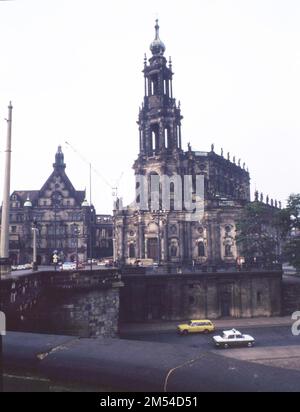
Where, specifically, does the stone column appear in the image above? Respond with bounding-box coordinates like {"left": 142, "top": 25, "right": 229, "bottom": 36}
{"left": 206, "top": 221, "right": 213, "bottom": 262}
{"left": 186, "top": 221, "right": 192, "bottom": 263}
{"left": 163, "top": 217, "right": 169, "bottom": 263}
{"left": 138, "top": 219, "right": 145, "bottom": 259}
{"left": 178, "top": 221, "right": 184, "bottom": 262}
{"left": 159, "top": 121, "right": 164, "bottom": 150}
{"left": 0, "top": 102, "right": 13, "bottom": 276}
{"left": 178, "top": 124, "right": 182, "bottom": 149}
{"left": 210, "top": 219, "right": 221, "bottom": 264}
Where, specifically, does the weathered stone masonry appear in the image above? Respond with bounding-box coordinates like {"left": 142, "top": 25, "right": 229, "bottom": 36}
{"left": 120, "top": 270, "right": 282, "bottom": 322}
{"left": 0, "top": 269, "right": 122, "bottom": 338}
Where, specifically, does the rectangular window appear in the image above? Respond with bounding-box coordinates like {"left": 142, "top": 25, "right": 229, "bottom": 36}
{"left": 257, "top": 292, "right": 262, "bottom": 305}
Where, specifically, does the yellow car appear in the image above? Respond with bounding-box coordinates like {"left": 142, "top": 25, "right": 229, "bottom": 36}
{"left": 177, "top": 320, "right": 215, "bottom": 335}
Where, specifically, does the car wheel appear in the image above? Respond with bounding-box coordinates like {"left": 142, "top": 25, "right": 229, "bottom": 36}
{"left": 183, "top": 330, "right": 188, "bottom": 336}
{"left": 247, "top": 342, "right": 253, "bottom": 347}
{"left": 224, "top": 343, "right": 229, "bottom": 349}
{"left": 203, "top": 329, "right": 209, "bottom": 334}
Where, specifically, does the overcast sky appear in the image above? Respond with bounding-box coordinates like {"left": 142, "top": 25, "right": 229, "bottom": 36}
{"left": 0, "top": 0, "right": 299, "bottom": 214}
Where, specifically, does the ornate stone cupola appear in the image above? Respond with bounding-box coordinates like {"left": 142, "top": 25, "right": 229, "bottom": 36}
{"left": 137, "top": 20, "right": 183, "bottom": 159}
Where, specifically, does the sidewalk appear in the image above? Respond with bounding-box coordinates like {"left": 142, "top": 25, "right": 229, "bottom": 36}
{"left": 120, "top": 316, "right": 292, "bottom": 335}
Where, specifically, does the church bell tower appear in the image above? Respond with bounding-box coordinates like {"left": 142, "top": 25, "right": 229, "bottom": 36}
{"left": 137, "top": 20, "right": 183, "bottom": 161}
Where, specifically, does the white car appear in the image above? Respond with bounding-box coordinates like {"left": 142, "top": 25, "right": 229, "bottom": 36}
{"left": 60, "top": 262, "right": 76, "bottom": 271}
{"left": 97, "top": 261, "right": 106, "bottom": 267}
{"left": 213, "top": 328, "right": 255, "bottom": 349}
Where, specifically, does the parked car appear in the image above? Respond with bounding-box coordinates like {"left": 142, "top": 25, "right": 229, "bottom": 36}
{"left": 132, "top": 258, "right": 154, "bottom": 267}
{"left": 212, "top": 328, "right": 255, "bottom": 348}
{"left": 104, "top": 259, "right": 114, "bottom": 267}
{"left": 87, "top": 258, "right": 98, "bottom": 264}
{"left": 97, "top": 261, "right": 106, "bottom": 267}
{"left": 59, "top": 262, "right": 76, "bottom": 271}
{"left": 177, "top": 320, "right": 215, "bottom": 335}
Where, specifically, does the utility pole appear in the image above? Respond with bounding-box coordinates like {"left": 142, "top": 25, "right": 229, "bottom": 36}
{"left": 0, "top": 102, "right": 13, "bottom": 276}
{"left": 32, "top": 222, "right": 38, "bottom": 271}
{"left": 0, "top": 102, "right": 13, "bottom": 393}
{"left": 64, "top": 141, "right": 124, "bottom": 271}
{"left": 89, "top": 162, "right": 93, "bottom": 272}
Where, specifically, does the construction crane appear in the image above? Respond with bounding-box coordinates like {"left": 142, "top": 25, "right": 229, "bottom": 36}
{"left": 112, "top": 172, "right": 124, "bottom": 202}
{"left": 64, "top": 141, "right": 123, "bottom": 204}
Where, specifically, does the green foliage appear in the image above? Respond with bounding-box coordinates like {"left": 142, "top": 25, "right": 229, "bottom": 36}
{"left": 279, "top": 194, "right": 300, "bottom": 270}
{"left": 236, "top": 202, "right": 279, "bottom": 263}
{"left": 284, "top": 237, "right": 300, "bottom": 270}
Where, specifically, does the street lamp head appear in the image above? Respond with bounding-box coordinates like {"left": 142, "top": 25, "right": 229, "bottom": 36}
{"left": 24, "top": 196, "right": 32, "bottom": 207}
{"left": 81, "top": 198, "right": 89, "bottom": 207}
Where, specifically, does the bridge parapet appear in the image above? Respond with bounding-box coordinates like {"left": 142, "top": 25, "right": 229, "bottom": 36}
{"left": 44, "top": 269, "right": 123, "bottom": 291}
{"left": 0, "top": 268, "right": 123, "bottom": 338}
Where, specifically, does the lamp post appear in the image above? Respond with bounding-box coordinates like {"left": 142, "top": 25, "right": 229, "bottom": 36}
{"left": 89, "top": 163, "right": 93, "bottom": 272}
{"left": 72, "top": 224, "right": 80, "bottom": 270}
{"left": 32, "top": 222, "right": 38, "bottom": 271}
{"left": 0, "top": 102, "right": 13, "bottom": 276}
{"left": 0, "top": 102, "right": 13, "bottom": 393}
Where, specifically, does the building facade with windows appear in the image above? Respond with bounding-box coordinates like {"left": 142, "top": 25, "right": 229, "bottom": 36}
{"left": 114, "top": 21, "right": 251, "bottom": 267}
{"left": 0, "top": 146, "right": 113, "bottom": 265}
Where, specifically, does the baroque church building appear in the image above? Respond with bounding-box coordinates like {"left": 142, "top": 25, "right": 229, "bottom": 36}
{"left": 0, "top": 146, "right": 113, "bottom": 265}
{"left": 114, "top": 21, "right": 251, "bottom": 266}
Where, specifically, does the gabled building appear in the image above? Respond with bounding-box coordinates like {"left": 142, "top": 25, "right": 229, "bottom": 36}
{"left": 0, "top": 146, "right": 113, "bottom": 265}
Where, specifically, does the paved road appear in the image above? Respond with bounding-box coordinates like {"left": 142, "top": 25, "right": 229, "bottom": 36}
{"left": 3, "top": 264, "right": 106, "bottom": 279}
{"left": 121, "top": 325, "right": 298, "bottom": 350}
{"left": 3, "top": 326, "right": 300, "bottom": 392}
{"left": 121, "top": 324, "right": 300, "bottom": 390}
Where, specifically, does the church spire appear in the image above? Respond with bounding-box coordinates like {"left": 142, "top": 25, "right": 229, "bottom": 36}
{"left": 53, "top": 145, "right": 66, "bottom": 170}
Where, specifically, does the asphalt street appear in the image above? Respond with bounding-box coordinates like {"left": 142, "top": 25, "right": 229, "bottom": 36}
{"left": 120, "top": 324, "right": 300, "bottom": 391}
{"left": 121, "top": 325, "right": 299, "bottom": 350}
{"left": 3, "top": 325, "right": 300, "bottom": 392}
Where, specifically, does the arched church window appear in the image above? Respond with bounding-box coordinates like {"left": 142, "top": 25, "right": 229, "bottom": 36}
{"left": 129, "top": 243, "right": 136, "bottom": 258}
{"left": 170, "top": 182, "right": 175, "bottom": 211}
{"left": 225, "top": 244, "right": 232, "bottom": 257}
{"left": 198, "top": 241, "right": 205, "bottom": 257}
{"left": 164, "top": 128, "right": 168, "bottom": 149}
{"left": 170, "top": 225, "right": 177, "bottom": 235}
{"left": 170, "top": 244, "right": 177, "bottom": 257}
{"left": 149, "top": 172, "right": 160, "bottom": 210}
{"left": 150, "top": 124, "right": 159, "bottom": 154}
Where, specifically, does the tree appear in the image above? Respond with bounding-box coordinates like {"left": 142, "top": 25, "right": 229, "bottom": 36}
{"left": 236, "top": 202, "right": 280, "bottom": 265}
{"left": 279, "top": 194, "right": 300, "bottom": 272}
